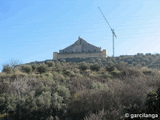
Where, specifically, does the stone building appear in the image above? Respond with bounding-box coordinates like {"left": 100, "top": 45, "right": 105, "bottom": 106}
{"left": 53, "top": 37, "right": 108, "bottom": 60}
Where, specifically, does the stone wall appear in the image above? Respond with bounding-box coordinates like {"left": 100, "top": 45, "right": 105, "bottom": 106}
{"left": 53, "top": 37, "right": 108, "bottom": 60}
{"left": 53, "top": 50, "right": 107, "bottom": 60}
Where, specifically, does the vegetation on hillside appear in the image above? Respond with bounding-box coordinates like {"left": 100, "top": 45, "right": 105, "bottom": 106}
{"left": 0, "top": 53, "right": 160, "bottom": 120}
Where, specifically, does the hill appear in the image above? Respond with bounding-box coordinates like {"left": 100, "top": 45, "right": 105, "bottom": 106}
{"left": 64, "top": 53, "right": 160, "bottom": 69}
{"left": 0, "top": 53, "right": 160, "bottom": 120}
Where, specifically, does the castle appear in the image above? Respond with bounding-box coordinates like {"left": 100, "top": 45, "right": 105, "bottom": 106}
{"left": 53, "top": 37, "right": 108, "bottom": 60}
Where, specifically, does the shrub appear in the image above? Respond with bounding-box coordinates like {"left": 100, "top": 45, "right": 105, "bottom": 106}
{"left": 91, "top": 82, "right": 109, "bottom": 91}
{"left": 101, "top": 71, "right": 112, "bottom": 78}
{"left": 42, "top": 73, "right": 51, "bottom": 77}
{"left": 38, "top": 64, "right": 48, "bottom": 74}
{"left": 22, "top": 65, "right": 32, "bottom": 74}
{"left": 57, "top": 85, "right": 71, "bottom": 100}
{"left": 110, "top": 69, "right": 121, "bottom": 78}
{"left": 122, "top": 67, "right": 143, "bottom": 77}
{"left": 2, "top": 64, "right": 12, "bottom": 74}
{"left": 145, "top": 88, "right": 160, "bottom": 113}
{"left": 55, "top": 62, "right": 62, "bottom": 72}
{"left": 79, "top": 62, "right": 88, "bottom": 71}
{"left": 90, "top": 63, "right": 100, "bottom": 71}
{"left": 46, "top": 61, "right": 54, "bottom": 67}
{"left": 142, "top": 67, "right": 152, "bottom": 75}
{"left": 63, "top": 69, "right": 75, "bottom": 77}
{"left": 12, "top": 67, "right": 21, "bottom": 73}
{"left": 31, "top": 64, "right": 38, "bottom": 71}
{"left": 83, "top": 109, "right": 106, "bottom": 120}
{"left": 105, "top": 65, "right": 115, "bottom": 72}
{"left": 67, "top": 90, "right": 118, "bottom": 120}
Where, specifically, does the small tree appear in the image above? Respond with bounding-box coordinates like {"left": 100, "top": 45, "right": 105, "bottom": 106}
{"left": 2, "top": 59, "right": 21, "bottom": 74}
{"left": 2, "top": 64, "right": 12, "bottom": 74}
{"left": 9, "top": 59, "right": 21, "bottom": 68}
{"left": 145, "top": 88, "right": 160, "bottom": 113}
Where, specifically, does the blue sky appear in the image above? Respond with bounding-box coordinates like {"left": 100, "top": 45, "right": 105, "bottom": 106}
{"left": 0, "top": 0, "right": 160, "bottom": 70}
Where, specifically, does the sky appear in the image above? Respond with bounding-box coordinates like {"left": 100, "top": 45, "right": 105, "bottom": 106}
{"left": 0, "top": 0, "right": 160, "bottom": 70}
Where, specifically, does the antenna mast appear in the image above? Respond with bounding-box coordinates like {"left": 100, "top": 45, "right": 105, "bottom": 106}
{"left": 98, "top": 7, "right": 117, "bottom": 57}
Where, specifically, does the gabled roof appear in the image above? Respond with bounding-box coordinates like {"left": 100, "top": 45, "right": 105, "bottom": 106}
{"left": 59, "top": 37, "right": 101, "bottom": 53}
{"left": 74, "top": 37, "right": 88, "bottom": 45}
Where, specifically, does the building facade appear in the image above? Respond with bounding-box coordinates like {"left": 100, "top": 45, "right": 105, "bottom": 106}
{"left": 53, "top": 37, "right": 107, "bottom": 60}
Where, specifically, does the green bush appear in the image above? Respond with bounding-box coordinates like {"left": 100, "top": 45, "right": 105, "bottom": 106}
{"left": 101, "top": 71, "right": 112, "bottom": 78}
{"left": 90, "top": 63, "right": 100, "bottom": 71}
{"left": 22, "top": 65, "right": 32, "bottom": 74}
{"left": 57, "top": 85, "right": 71, "bottom": 100}
{"left": 110, "top": 69, "right": 121, "bottom": 78}
{"left": 79, "top": 62, "right": 88, "bottom": 71}
{"left": 46, "top": 61, "right": 54, "bottom": 67}
{"left": 145, "top": 88, "right": 160, "bottom": 113}
{"left": 105, "top": 65, "right": 115, "bottom": 72}
{"left": 37, "top": 64, "right": 48, "bottom": 74}
{"left": 31, "top": 64, "right": 38, "bottom": 71}
{"left": 2, "top": 64, "right": 12, "bottom": 74}
{"left": 91, "top": 82, "right": 109, "bottom": 91}
{"left": 55, "top": 62, "right": 62, "bottom": 72}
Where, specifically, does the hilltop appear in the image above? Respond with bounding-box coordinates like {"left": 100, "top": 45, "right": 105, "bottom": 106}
{"left": 0, "top": 53, "right": 160, "bottom": 120}
{"left": 19, "top": 52, "right": 160, "bottom": 69}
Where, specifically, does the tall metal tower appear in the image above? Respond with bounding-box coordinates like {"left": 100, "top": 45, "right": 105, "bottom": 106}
{"left": 98, "top": 7, "right": 117, "bottom": 57}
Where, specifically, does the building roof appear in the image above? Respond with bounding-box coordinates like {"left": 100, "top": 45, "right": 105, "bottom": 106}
{"left": 59, "top": 37, "right": 101, "bottom": 53}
